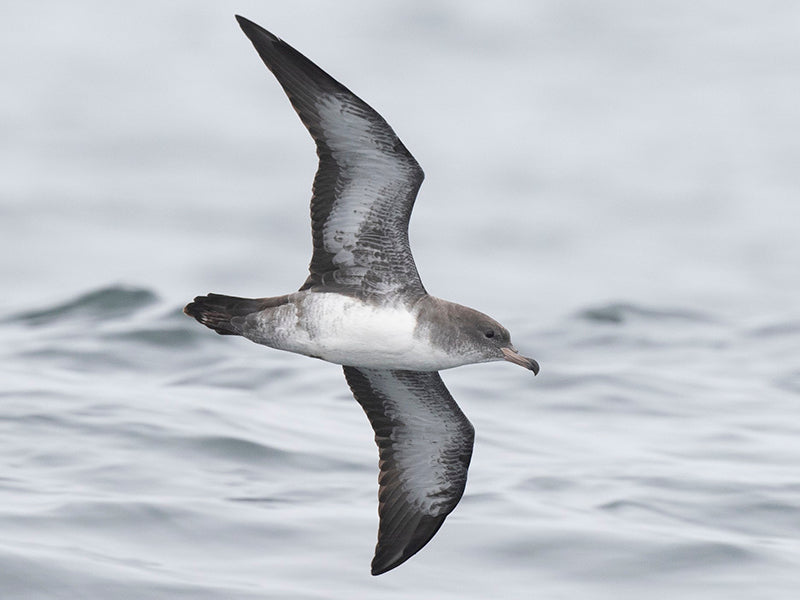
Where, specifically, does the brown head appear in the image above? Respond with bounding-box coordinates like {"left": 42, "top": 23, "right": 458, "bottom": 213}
{"left": 415, "top": 296, "right": 539, "bottom": 374}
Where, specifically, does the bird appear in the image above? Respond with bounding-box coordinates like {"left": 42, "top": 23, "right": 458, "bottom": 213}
{"left": 185, "top": 15, "right": 539, "bottom": 576}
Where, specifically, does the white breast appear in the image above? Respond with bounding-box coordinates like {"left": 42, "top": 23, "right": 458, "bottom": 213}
{"left": 246, "top": 293, "right": 460, "bottom": 370}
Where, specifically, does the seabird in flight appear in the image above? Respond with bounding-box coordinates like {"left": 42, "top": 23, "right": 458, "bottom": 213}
{"left": 185, "top": 15, "right": 538, "bottom": 575}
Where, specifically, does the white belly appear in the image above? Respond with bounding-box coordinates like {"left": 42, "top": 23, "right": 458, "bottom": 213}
{"left": 245, "top": 293, "right": 458, "bottom": 370}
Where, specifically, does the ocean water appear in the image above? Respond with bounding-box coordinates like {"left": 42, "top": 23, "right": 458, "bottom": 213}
{"left": 2, "top": 1, "right": 800, "bottom": 598}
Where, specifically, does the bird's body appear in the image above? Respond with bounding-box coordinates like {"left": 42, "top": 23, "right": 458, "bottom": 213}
{"left": 185, "top": 15, "right": 538, "bottom": 575}
{"left": 250, "top": 293, "right": 432, "bottom": 369}
{"left": 191, "top": 291, "right": 489, "bottom": 371}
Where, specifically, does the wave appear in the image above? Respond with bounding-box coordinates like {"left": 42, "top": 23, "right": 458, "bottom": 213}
{"left": 577, "top": 302, "right": 715, "bottom": 325}
{"left": 6, "top": 285, "right": 159, "bottom": 326}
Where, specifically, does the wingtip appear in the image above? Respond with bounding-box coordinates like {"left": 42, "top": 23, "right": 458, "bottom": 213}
{"left": 234, "top": 14, "right": 250, "bottom": 27}
{"left": 234, "top": 14, "right": 280, "bottom": 44}
{"left": 370, "top": 541, "right": 409, "bottom": 575}
{"left": 368, "top": 513, "right": 450, "bottom": 575}
{"left": 369, "top": 550, "right": 415, "bottom": 576}
{"left": 370, "top": 556, "right": 395, "bottom": 576}
{"left": 234, "top": 14, "right": 258, "bottom": 35}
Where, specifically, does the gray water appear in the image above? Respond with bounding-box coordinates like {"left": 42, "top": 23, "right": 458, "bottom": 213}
{"left": 2, "top": 1, "right": 800, "bottom": 598}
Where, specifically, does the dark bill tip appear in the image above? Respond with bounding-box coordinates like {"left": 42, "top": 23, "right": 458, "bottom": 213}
{"left": 501, "top": 347, "right": 540, "bottom": 375}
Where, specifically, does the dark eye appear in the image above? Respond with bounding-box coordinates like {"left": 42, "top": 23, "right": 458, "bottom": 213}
{"left": 484, "top": 330, "right": 495, "bottom": 339}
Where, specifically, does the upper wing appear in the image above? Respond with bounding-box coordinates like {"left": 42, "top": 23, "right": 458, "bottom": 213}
{"left": 236, "top": 16, "right": 427, "bottom": 301}
{"left": 343, "top": 367, "right": 475, "bottom": 575}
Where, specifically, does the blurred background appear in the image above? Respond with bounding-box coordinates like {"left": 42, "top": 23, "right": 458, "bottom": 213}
{"left": 1, "top": 1, "right": 799, "bottom": 598}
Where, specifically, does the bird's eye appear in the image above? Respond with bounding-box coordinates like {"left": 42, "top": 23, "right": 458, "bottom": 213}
{"left": 484, "top": 330, "right": 495, "bottom": 339}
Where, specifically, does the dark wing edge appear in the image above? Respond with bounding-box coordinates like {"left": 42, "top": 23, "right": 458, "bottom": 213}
{"left": 235, "top": 16, "right": 426, "bottom": 300}
{"left": 343, "top": 367, "right": 475, "bottom": 575}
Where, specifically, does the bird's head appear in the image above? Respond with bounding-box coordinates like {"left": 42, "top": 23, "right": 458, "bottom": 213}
{"left": 418, "top": 298, "right": 539, "bottom": 374}
{"left": 460, "top": 311, "right": 539, "bottom": 374}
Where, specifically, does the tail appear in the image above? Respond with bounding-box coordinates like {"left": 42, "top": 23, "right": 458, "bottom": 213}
{"left": 184, "top": 293, "right": 285, "bottom": 336}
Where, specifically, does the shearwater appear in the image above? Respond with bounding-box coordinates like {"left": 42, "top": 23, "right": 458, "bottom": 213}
{"left": 185, "top": 15, "right": 539, "bottom": 576}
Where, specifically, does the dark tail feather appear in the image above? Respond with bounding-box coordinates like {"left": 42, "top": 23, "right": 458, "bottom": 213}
{"left": 184, "top": 293, "right": 282, "bottom": 336}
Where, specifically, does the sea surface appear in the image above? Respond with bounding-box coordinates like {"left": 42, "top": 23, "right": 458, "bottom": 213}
{"left": 2, "top": 1, "right": 800, "bottom": 598}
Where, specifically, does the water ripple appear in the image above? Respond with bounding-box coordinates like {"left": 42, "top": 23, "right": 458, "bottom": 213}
{"left": 7, "top": 285, "right": 158, "bottom": 326}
